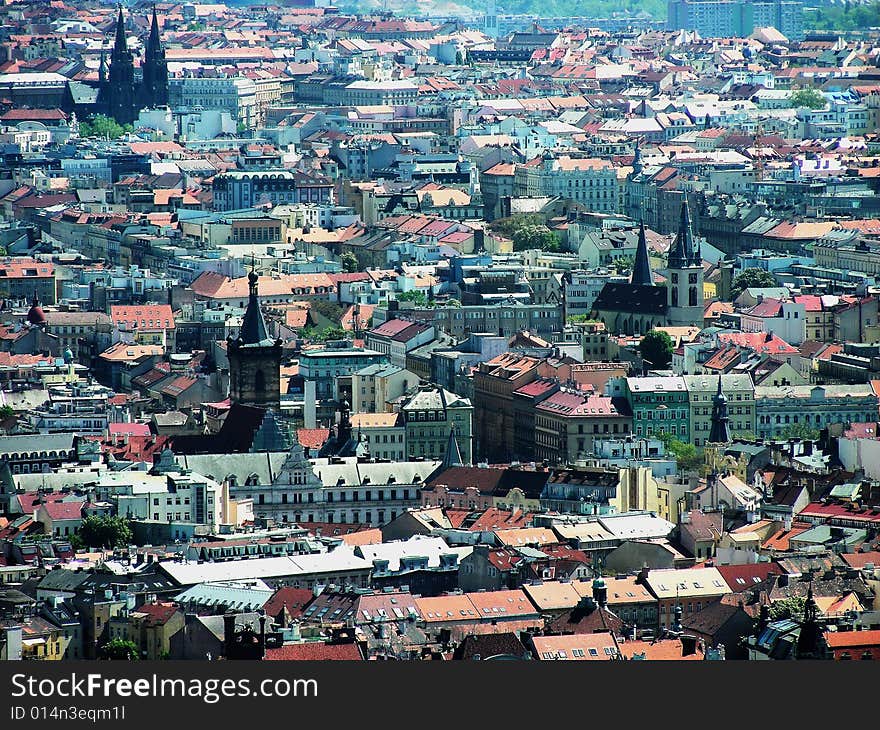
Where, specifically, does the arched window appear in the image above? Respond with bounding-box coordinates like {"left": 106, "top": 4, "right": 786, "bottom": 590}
{"left": 672, "top": 288, "right": 679, "bottom": 307}
{"left": 255, "top": 369, "right": 266, "bottom": 394}
{"left": 689, "top": 286, "right": 698, "bottom": 307}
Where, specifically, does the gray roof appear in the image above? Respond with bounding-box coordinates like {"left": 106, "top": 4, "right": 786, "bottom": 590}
{"left": 177, "top": 452, "right": 288, "bottom": 484}
{"left": 0, "top": 432, "right": 75, "bottom": 455}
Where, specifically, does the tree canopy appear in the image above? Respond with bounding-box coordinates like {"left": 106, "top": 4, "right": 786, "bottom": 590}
{"left": 489, "top": 214, "right": 562, "bottom": 252}
{"left": 658, "top": 433, "right": 704, "bottom": 474}
{"left": 730, "top": 268, "right": 778, "bottom": 299}
{"left": 639, "top": 330, "right": 674, "bottom": 369}
{"left": 99, "top": 638, "right": 139, "bottom": 661}
{"left": 396, "top": 290, "right": 429, "bottom": 307}
{"left": 75, "top": 515, "right": 133, "bottom": 549}
{"left": 789, "top": 87, "right": 827, "bottom": 110}
{"left": 768, "top": 596, "right": 806, "bottom": 622}
{"left": 78, "top": 115, "right": 131, "bottom": 140}
{"left": 340, "top": 252, "right": 359, "bottom": 273}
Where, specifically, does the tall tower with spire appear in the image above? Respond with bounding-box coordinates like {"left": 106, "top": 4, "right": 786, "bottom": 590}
{"left": 141, "top": 5, "right": 168, "bottom": 108}
{"left": 707, "top": 375, "right": 732, "bottom": 446}
{"left": 630, "top": 220, "right": 653, "bottom": 288}
{"left": 666, "top": 199, "right": 704, "bottom": 326}
{"left": 227, "top": 269, "right": 283, "bottom": 410}
{"left": 105, "top": 5, "right": 138, "bottom": 125}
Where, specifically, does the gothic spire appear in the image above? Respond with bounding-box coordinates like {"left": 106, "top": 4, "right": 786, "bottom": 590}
{"left": 113, "top": 4, "right": 127, "bottom": 56}
{"left": 441, "top": 426, "right": 464, "bottom": 468}
{"left": 668, "top": 199, "right": 697, "bottom": 269}
{"left": 141, "top": 4, "right": 169, "bottom": 108}
{"left": 149, "top": 4, "right": 161, "bottom": 48}
{"left": 708, "top": 374, "right": 731, "bottom": 445}
{"left": 630, "top": 219, "right": 654, "bottom": 287}
{"left": 237, "top": 269, "right": 271, "bottom": 345}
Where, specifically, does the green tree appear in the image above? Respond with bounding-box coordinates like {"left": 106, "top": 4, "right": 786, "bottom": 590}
{"left": 658, "top": 433, "right": 704, "bottom": 474}
{"left": 446, "top": 298, "right": 462, "bottom": 308}
{"left": 99, "top": 638, "right": 139, "bottom": 661}
{"left": 768, "top": 596, "right": 806, "bottom": 622}
{"left": 789, "top": 87, "right": 827, "bottom": 110}
{"left": 79, "top": 115, "right": 132, "bottom": 140}
{"left": 76, "top": 515, "right": 132, "bottom": 549}
{"left": 396, "top": 290, "right": 428, "bottom": 307}
{"left": 340, "top": 252, "right": 359, "bottom": 273}
{"left": 512, "top": 225, "right": 561, "bottom": 252}
{"left": 779, "top": 423, "right": 821, "bottom": 441}
{"left": 730, "top": 268, "right": 778, "bottom": 299}
{"left": 489, "top": 214, "right": 561, "bottom": 251}
{"left": 639, "top": 329, "right": 674, "bottom": 369}
{"left": 0, "top": 404, "right": 14, "bottom": 419}
{"left": 614, "top": 254, "right": 635, "bottom": 272}
{"left": 302, "top": 325, "right": 346, "bottom": 342}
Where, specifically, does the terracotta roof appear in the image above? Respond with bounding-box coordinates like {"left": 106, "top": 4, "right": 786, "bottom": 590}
{"left": 264, "top": 642, "right": 363, "bottom": 660}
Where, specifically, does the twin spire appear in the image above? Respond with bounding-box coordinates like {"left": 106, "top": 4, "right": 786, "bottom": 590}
{"left": 668, "top": 200, "right": 701, "bottom": 269}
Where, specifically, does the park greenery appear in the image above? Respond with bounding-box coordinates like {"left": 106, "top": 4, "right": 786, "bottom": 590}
{"left": 74, "top": 515, "right": 133, "bottom": 550}
{"left": 78, "top": 115, "right": 131, "bottom": 140}
{"left": 730, "top": 268, "right": 778, "bottom": 299}
{"left": 789, "top": 87, "right": 827, "bottom": 110}
{"left": 489, "top": 214, "right": 563, "bottom": 253}
{"left": 639, "top": 329, "right": 675, "bottom": 369}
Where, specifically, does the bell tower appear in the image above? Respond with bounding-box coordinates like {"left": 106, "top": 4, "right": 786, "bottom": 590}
{"left": 227, "top": 269, "right": 282, "bottom": 410}
{"left": 666, "top": 199, "right": 704, "bottom": 326}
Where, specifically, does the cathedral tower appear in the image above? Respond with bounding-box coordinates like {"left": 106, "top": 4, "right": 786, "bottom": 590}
{"left": 106, "top": 5, "right": 138, "bottom": 125}
{"left": 666, "top": 199, "right": 704, "bottom": 326}
{"left": 140, "top": 5, "right": 168, "bottom": 108}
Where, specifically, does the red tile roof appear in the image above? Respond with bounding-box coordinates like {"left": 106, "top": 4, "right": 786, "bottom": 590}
{"left": 264, "top": 642, "right": 363, "bottom": 660}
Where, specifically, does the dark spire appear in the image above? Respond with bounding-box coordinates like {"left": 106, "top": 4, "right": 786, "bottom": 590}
{"left": 113, "top": 4, "right": 127, "bottom": 54}
{"left": 141, "top": 4, "right": 169, "bottom": 108}
{"left": 631, "top": 138, "right": 643, "bottom": 177}
{"left": 98, "top": 48, "right": 107, "bottom": 85}
{"left": 668, "top": 199, "right": 698, "bottom": 269}
{"left": 441, "top": 425, "right": 464, "bottom": 468}
{"left": 238, "top": 269, "right": 271, "bottom": 345}
{"left": 796, "top": 582, "right": 825, "bottom": 659}
{"left": 630, "top": 219, "right": 654, "bottom": 287}
{"left": 106, "top": 4, "right": 138, "bottom": 125}
{"left": 708, "top": 375, "right": 731, "bottom": 445}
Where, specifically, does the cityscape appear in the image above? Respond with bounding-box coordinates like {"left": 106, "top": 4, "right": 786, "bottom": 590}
{"left": 0, "top": 0, "right": 878, "bottom": 664}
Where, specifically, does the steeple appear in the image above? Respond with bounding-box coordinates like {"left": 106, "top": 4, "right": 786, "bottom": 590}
{"left": 668, "top": 199, "right": 698, "bottom": 269}
{"left": 630, "top": 138, "right": 643, "bottom": 177}
{"left": 141, "top": 4, "right": 169, "bottom": 108}
{"left": 707, "top": 374, "right": 731, "bottom": 445}
{"left": 630, "top": 219, "right": 653, "bottom": 287}
{"left": 106, "top": 4, "right": 137, "bottom": 125}
{"left": 796, "top": 582, "right": 825, "bottom": 659}
{"left": 441, "top": 425, "right": 464, "bottom": 468}
{"left": 113, "top": 4, "right": 127, "bottom": 54}
{"left": 226, "top": 266, "right": 282, "bottom": 410}
{"left": 98, "top": 48, "right": 107, "bottom": 86}
{"left": 238, "top": 269, "right": 271, "bottom": 346}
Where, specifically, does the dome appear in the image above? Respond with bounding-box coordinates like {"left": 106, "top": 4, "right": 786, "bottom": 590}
{"left": 26, "top": 295, "right": 46, "bottom": 326}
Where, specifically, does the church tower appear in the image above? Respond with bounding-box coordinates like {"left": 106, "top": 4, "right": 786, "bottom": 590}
{"left": 140, "top": 5, "right": 168, "bottom": 108}
{"left": 631, "top": 220, "right": 653, "bottom": 288}
{"left": 227, "top": 269, "right": 282, "bottom": 410}
{"left": 666, "top": 199, "right": 704, "bottom": 326}
{"left": 708, "top": 375, "right": 732, "bottom": 446}
{"left": 106, "top": 5, "right": 138, "bottom": 125}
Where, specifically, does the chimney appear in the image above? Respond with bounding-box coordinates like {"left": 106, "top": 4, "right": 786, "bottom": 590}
{"left": 223, "top": 614, "right": 236, "bottom": 657}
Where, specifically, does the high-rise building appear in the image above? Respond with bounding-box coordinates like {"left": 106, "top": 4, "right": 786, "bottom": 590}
{"left": 667, "top": 0, "right": 803, "bottom": 41}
